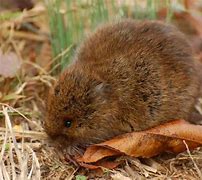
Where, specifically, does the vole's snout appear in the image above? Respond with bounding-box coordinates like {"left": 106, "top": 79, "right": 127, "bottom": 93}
{"left": 46, "top": 132, "right": 59, "bottom": 140}
{"left": 45, "top": 130, "right": 67, "bottom": 144}
{"left": 44, "top": 121, "right": 62, "bottom": 139}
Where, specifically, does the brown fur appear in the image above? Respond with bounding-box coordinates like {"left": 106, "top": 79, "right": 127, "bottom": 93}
{"left": 44, "top": 19, "right": 200, "bottom": 149}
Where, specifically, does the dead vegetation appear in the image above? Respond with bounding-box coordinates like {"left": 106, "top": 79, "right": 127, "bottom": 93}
{"left": 0, "top": 1, "right": 202, "bottom": 179}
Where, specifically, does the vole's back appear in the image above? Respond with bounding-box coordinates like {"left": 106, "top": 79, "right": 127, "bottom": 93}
{"left": 75, "top": 20, "right": 199, "bottom": 130}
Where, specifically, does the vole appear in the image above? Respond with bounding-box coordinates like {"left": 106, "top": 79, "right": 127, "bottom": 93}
{"left": 44, "top": 19, "right": 200, "bottom": 151}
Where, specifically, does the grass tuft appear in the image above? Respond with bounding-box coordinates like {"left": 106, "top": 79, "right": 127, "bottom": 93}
{"left": 46, "top": 0, "right": 175, "bottom": 73}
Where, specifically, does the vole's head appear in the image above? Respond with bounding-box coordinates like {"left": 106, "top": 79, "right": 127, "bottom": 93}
{"left": 44, "top": 65, "right": 117, "bottom": 149}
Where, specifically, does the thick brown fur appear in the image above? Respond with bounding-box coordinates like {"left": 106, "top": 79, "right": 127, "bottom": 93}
{"left": 44, "top": 19, "right": 200, "bottom": 150}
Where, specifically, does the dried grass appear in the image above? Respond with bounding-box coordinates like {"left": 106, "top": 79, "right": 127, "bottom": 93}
{"left": 0, "top": 106, "right": 40, "bottom": 180}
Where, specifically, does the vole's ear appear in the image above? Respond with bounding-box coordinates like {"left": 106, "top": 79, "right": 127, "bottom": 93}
{"left": 93, "top": 82, "right": 111, "bottom": 98}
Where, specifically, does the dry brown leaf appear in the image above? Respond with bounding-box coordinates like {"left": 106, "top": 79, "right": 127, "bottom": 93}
{"left": 0, "top": 0, "right": 33, "bottom": 11}
{"left": 78, "top": 120, "right": 202, "bottom": 165}
{"left": 176, "top": 12, "right": 202, "bottom": 37}
{"left": 157, "top": 4, "right": 202, "bottom": 37}
{"left": 0, "top": 50, "right": 21, "bottom": 77}
{"left": 183, "top": 0, "right": 198, "bottom": 10}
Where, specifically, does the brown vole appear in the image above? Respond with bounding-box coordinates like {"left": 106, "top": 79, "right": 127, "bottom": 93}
{"left": 44, "top": 19, "right": 200, "bottom": 150}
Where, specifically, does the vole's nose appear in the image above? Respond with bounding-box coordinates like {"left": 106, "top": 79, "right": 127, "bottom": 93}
{"left": 46, "top": 131, "right": 59, "bottom": 140}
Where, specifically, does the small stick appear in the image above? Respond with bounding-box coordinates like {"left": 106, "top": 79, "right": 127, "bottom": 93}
{"left": 183, "top": 140, "right": 202, "bottom": 179}
{"left": 0, "top": 127, "right": 47, "bottom": 139}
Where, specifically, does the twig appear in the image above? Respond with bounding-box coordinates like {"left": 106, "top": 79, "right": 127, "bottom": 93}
{"left": 0, "top": 127, "right": 47, "bottom": 139}
{"left": 183, "top": 140, "right": 202, "bottom": 179}
{"left": 13, "top": 31, "right": 48, "bottom": 42}
{"left": 0, "top": 103, "right": 43, "bottom": 130}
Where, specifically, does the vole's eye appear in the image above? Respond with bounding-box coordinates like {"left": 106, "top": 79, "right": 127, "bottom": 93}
{"left": 64, "top": 120, "right": 72, "bottom": 128}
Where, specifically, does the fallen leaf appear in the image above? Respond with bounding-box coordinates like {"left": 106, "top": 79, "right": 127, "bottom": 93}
{"left": 183, "top": 0, "right": 198, "bottom": 10}
{"left": 157, "top": 5, "right": 202, "bottom": 37}
{"left": 0, "top": 50, "right": 21, "bottom": 78}
{"left": 78, "top": 120, "right": 202, "bottom": 165}
{"left": 175, "top": 12, "right": 202, "bottom": 37}
{"left": 0, "top": 0, "right": 33, "bottom": 11}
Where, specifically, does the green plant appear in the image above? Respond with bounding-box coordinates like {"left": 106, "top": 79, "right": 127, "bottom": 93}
{"left": 46, "top": 0, "right": 174, "bottom": 73}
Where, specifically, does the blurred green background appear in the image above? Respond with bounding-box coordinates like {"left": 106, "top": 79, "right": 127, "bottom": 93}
{"left": 46, "top": 0, "right": 199, "bottom": 72}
